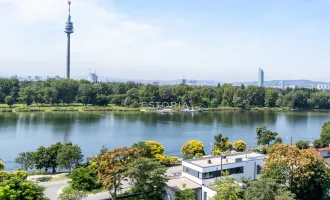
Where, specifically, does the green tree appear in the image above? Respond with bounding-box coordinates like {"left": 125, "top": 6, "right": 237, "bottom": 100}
{"left": 265, "top": 88, "right": 279, "bottom": 107}
{"left": 244, "top": 178, "right": 295, "bottom": 200}
{"left": 33, "top": 146, "right": 51, "bottom": 171}
{"left": 0, "top": 161, "right": 4, "bottom": 170}
{"left": 126, "top": 157, "right": 166, "bottom": 199}
{"left": 131, "top": 141, "right": 152, "bottom": 158}
{"left": 69, "top": 165, "right": 101, "bottom": 191}
{"left": 210, "top": 171, "right": 242, "bottom": 200}
{"left": 0, "top": 176, "right": 47, "bottom": 200}
{"left": 4, "top": 96, "right": 14, "bottom": 106}
{"left": 181, "top": 140, "right": 205, "bottom": 158}
{"left": 256, "top": 126, "right": 278, "bottom": 146}
{"left": 314, "top": 120, "right": 330, "bottom": 148}
{"left": 295, "top": 140, "right": 310, "bottom": 149}
{"left": 15, "top": 152, "right": 34, "bottom": 171}
{"left": 273, "top": 137, "right": 283, "bottom": 144}
{"left": 57, "top": 143, "right": 83, "bottom": 172}
{"left": 175, "top": 189, "right": 197, "bottom": 200}
{"left": 213, "top": 133, "right": 232, "bottom": 154}
{"left": 48, "top": 142, "right": 64, "bottom": 174}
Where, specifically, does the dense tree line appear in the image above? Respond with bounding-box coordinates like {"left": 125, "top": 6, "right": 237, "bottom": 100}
{"left": 0, "top": 78, "right": 328, "bottom": 109}
{"left": 15, "top": 142, "right": 83, "bottom": 174}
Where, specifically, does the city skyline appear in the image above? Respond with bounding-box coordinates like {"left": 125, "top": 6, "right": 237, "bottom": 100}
{"left": 1, "top": 0, "right": 330, "bottom": 82}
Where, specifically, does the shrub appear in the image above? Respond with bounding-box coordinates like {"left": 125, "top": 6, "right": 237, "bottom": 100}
{"left": 175, "top": 189, "right": 197, "bottom": 200}
{"left": 145, "top": 141, "right": 165, "bottom": 157}
{"left": 295, "top": 140, "right": 310, "bottom": 150}
{"left": 4, "top": 96, "right": 14, "bottom": 106}
{"left": 69, "top": 166, "right": 102, "bottom": 191}
{"left": 181, "top": 140, "right": 205, "bottom": 157}
{"left": 234, "top": 140, "right": 246, "bottom": 152}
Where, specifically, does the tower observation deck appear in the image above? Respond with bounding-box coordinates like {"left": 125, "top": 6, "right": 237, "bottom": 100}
{"left": 64, "top": 0, "right": 74, "bottom": 79}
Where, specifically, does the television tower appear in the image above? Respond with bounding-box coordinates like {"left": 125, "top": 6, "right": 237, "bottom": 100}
{"left": 64, "top": 0, "right": 74, "bottom": 79}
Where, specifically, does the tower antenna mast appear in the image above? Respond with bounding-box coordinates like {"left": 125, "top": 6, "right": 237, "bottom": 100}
{"left": 64, "top": 0, "right": 74, "bottom": 79}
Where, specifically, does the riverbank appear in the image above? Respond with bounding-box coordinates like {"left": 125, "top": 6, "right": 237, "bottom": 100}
{"left": 0, "top": 103, "right": 327, "bottom": 113}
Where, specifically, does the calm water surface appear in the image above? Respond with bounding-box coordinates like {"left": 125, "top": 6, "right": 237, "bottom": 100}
{"left": 1, "top": 111, "right": 329, "bottom": 170}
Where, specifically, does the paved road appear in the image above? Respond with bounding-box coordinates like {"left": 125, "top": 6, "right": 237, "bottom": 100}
{"left": 39, "top": 166, "right": 182, "bottom": 200}
{"left": 39, "top": 180, "right": 69, "bottom": 200}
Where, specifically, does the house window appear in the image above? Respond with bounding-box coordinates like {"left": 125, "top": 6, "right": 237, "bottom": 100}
{"left": 228, "top": 167, "right": 244, "bottom": 175}
{"left": 202, "top": 172, "right": 214, "bottom": 179}
{"left": 183, "top": 166, "right": 190, "bottom": 173}
{"left": 257, "top": 165, "right": 262, "bottom": 175}
{"left": 204, "top": 192, "right": 207, "bottom": 200}
{"left": 327, "top": 151, "right": 330, "bottom": 156}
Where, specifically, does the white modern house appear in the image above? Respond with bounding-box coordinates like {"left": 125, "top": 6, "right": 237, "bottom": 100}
{"left": 165, "top": 152, "right": 265, "bottom": 200}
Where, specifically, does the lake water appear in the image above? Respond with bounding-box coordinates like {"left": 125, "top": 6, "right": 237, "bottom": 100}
{"left": 1, "top": 111, "right": 330, "bottom": 170}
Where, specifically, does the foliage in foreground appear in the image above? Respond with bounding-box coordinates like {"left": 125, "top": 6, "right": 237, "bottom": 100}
{"left": 94, "top": 147, "right": 140, "bottom": 199}
{"left": 126, "top": 157, "right": 167, "bottom": 200}
{"left": 263, "top": 144, "right": 330, "bottom": 200}
{"left": 69, "top": 165, "right": 102, "bottom": 191}
{"left": 181, "top": 140, "right": 205, "bottom": 158}
{"left": 0, "top": 165, "right": 46, "bottom": 200}
{"left": 244, "top": 178, "right": 295, "bottom": 200}
{"left": 213, "top": 133, "right": 233, "bottom": 155}
{"left": 175, "top": 189, "right": 197, "bottom": 200}
{"left": 210, "top": 171, "right": 242, "bottom": 200}
{"left": 58, "top": 190, "right": 87, "bottom": 200}
{"left": 313, "top": 121, "right": 330, "bottom": 148}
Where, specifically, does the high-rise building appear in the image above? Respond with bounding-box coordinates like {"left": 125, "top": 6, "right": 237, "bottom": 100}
{"left": 88, "top": 72, "right": 98, "bottom": 83}
{"left": 258, "top": 68, "right": 264, "bottom": 87}
{"left": 279, "top": 81, "right": 285, "bottom": 90}
{"left": 64, "top": 1, "right": 74, "bottom": 79}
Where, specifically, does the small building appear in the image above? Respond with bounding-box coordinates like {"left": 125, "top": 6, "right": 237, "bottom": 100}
{"left": 309, "top": 145, "right": 330, "bottom": 166}
{"left": 165, "top": 152, "right": 265, "bottom": 200}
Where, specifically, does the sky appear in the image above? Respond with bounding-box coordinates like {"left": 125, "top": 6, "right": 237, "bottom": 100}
{"left": 0, "top": 0, "right": 330, "bottom": 82}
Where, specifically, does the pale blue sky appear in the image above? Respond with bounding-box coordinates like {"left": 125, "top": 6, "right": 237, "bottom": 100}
{"left": 0, "top": 0, "right": 330, "bottom": 82}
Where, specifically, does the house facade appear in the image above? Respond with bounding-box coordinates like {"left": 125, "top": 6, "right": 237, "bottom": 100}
{"left": 165, "top": 152, "right": 265, "bottom": 200}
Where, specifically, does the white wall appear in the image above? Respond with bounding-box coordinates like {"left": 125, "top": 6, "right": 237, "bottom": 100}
{"left": 202, "top": 185, "right": 217, "bottom": 200}
{"left": 163, "top": 187, "right": 176, "bottom": 200}
{"left": 319, "top": 151, "right": 330, "bottom": 158}
{"left": 182, "top": 172, "right": 203, "bottom": 185}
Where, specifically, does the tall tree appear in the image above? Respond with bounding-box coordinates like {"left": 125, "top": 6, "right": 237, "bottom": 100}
{"left": 126, "top": 157, "right": 167, "bottom": 199}
{"left": 213, "top": 133, "right": 233, "bottom": 154}
{"left": 264, "top": 88, "right": 279, "bottom": 107}
{"left": 256, "top": 126, "right": 278, "bottom": 146}
{"left": 94, "top": 147, "right": 140, "bottom": 200}
{"left": 15, "top": 152, "right": 34, "bottom": 171}
{"left": 210, "top": 171, "right": 242, "bottom": 200}
{"left": 263, "top": 144, "right": 330, "bottom": 200}
{"left": 244, "top": 178, "right": 295, "bottom": 200}
{"left": 57, "top": 143, "right": 83, "bottom": 172}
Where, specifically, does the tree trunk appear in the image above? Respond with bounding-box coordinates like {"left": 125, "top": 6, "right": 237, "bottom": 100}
{"left": 52, "top": 167, "right": 56, "bottom": 174}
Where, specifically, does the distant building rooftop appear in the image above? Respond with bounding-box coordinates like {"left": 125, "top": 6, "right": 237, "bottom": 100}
{"left": 184, "top": 152, "right": 265, "bottom": 168}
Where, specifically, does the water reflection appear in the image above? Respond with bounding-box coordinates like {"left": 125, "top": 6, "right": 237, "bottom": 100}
{"left": 112, "top": 111, "right": 278, "bottom": 127}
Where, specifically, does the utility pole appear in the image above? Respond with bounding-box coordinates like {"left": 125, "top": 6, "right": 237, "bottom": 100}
{"left": 290, "top": 136, "right": 293, "bottom": 146}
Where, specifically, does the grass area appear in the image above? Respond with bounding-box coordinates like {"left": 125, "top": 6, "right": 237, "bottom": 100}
{"left": 51, "top": 174, "right": 69, "bottom": 181}
{"left": 0, "top": 103, "right": 140, "bottom": 112}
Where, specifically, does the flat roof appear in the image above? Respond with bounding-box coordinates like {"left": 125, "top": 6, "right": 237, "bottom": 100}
{"left": 166, "top": 177, "right": 201, "bottom": 190}
{"left": 184, "top": 152, "right": 265, "bottom": 168}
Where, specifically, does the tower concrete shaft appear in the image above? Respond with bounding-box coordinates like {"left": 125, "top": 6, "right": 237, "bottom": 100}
{"left": 64, "top": 1, "right": 74, "bottom": 79}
